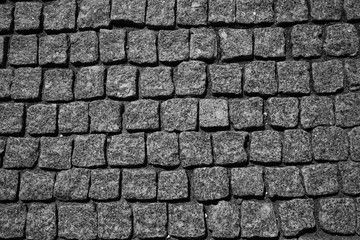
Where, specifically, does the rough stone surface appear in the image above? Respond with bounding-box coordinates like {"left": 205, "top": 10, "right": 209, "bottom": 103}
{"left": 75, "top": 66, "right": 105, "bottom": 100}
{"left": 159, "top": 29, "right": 189, "bottom": 63}
{"left": 0, "top": 204, "right": 26, "bottom": 239}
{"left": 345, "top": 59, "right": 360, "bottom": 91}
{"left": 250, "top": 130, "right": 282, "bottom": 163}
{"left": 190, "top": 28, "right": 217, "bottom": 60}
{"left": 266, "top": 97, "right": 299, "bottom": 128}
{"left": 39, "top": 137, "right": 72, "bottom": 170}
{"left": 209, "top": 0, "right": 235, "bottom": 24}
{"left": 122, "top": 169, "right": 157, "bottom": 200}
{"left": 99, "top": 29, "right": 126, "bottom": 63}
{"left": 345, "top": 0, "right": 360, "bottom": 20}
{"left": 254, "top": 27, "right": 285, "bottom": 58}
{"left": 174, "top": 60, "right": 207, "bottom": 96}
{"left": 89, "top": 169, "right": 120, "bottom": 200}
{"left": 128, "top": 30, "right": 157, "bottom": 65}
{"left": 72, "top": 134, "right": 106, "bottom": 168}
{"left": 313, "top": 60, "right": 344, "bottom": 93}
{"left": 335, "top": 92, "right": 360, "bottom": 128}
{"left": 275, "top": 0, "right": 308, "bottom": 24}
{"left": 349, "top": 127, "right": 360, "bottom": 161}
{"left": 302, "top": 164, "right": 339, "bottom": 196}
{"left": 89, "top": 100, "right": 122, "bottom": 133}
{"left": 0, "top": 103, "right": 24, "bottom": 134}
{"left": 19, "top": 171, "right": 55, "bottom": 201}
{"left": 125, "top": 99, "right": 159, "bottom": 131}
{"left": 309, "top": 0, "right": 341, "bottom": 21}
{"left": 70, "top": 31, "right": 98, "bottom": 65}
{"left": 107, "top": 65, "right": 137, "bottom": 99}
{"left": 236, "top": 0, "right": 274, "bottom": 24}
{"left": 43, "top": 0, "right": 76, "bottom": 31}
{"left": 147, "top": 132, "right": 179, "bottom": 167}
{"left": 9, "top": 35, "right": 37, "bottom": 66}
{"left": 210, "top": 64, "right": 242, "bottom": 95}
{"left": 300, "top": 96, "right": 335, "bottom": 129}
{"left": 0, "top": 69, "right": 13, "bottom": 99}
{"left": 146, "top": 0, "right": 175, "bottom": 27}
{"left": 26, "top": 203, "right": 56, "bottom": 240}
{"left": 27, "top": 104, "right": 57, "bottom": 135}
{"left": 133, "top": 203, "right": 167, "bottom": 238}
{"left": 39, "top": 34, "right": 68, "bottom": 66}
{"left": 219, "top": 28, "right": 253, "bottom": 61}
{"left": 11, "top": 67, "right": 42, "bottom": 100}
{"left": 194, "top": 167, "right": 229, "bottom": 201}
{"left": 291, "top": 24, "right": 322, "bottom": 58}
{"left": 54, "top": 168, "right": 90, "bottom": 201}
{"left": 244, "top": 61, "right": 277, "bottom": 96}
{"left": 277, "top": 61, "right": 310, "bottom": 94}
{"left": 283, "top": 129, "right": 312, "bottom": 163}
{"left": 176, "top": 0, "right": 207, "bottom": 26}
{"left": 58, "top": 101, "right": 89, "bottom": 134}
{"left": 229, "top": 97, "right": 264, "bottom": 130}
{"left": 0, "top": 4, "right": 14, "bottom": 33}
{"left": 324, "top": 23, "right": 359, "bottom": 57}
{"left": 3, "top": 137, "right": 39, "bottom": 169}
{"left": 0, "top": 169, "right": 19, "bottom": 201}
{"left": 339, "top": 161, "right": 360, "bottom": 195}
{"left": 199, "top": 99, "right": 229, "bottom": 128}
{"left": 77, "top": 0, "right": 110, "bottom": 29}
{"left": 140, "top": 66, "right": 174, "bottom": 98}
{"left": 158, "top": 170, "right": 188, "bottom": 200}
{"left": 111, "top": 0, "right": 146, "bottom": 25}
{"left": 43, "top": 69, "right": 73, "bottom": 102}
{"left": 14, "top": 2, "right": 42, "bottom": 32}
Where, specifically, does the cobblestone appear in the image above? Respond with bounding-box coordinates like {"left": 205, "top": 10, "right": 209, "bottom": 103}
{"left": 179, "top": 132, "right": 212, "bottom": 168}
{"left": 26, "top": 203, "right": 56, "bottom": 240}
{"left": 244, "top": 61, "right": 277, "bottom": 96}
{"left": 11, "top": 67, "right": 42, "bottom": 100}
{"left": 39, "top": 34, "right": 68, "bottom": 66}
{"left": 194, "top": 167, "right": 229, "bottom": 201}
{"left": 174, "top": 60, "right": 207, "bottom": 96}
{"left": 122, "top": 169, "right": 157, "bottom": 200}
{"left": 3, "top": 137, "right": 39, "bottom": 169}
{"left": 219, "top": 28, "right": 253, "bottom": 61}
{"left": 54, "top": 168, "right": 90, "bottom": 201}
{"left": 250, "top": 130, "right": 282, "bottom": 163}
{"left": 229, "top": 97, "right": 264, "bottom": 130}
{"left": 14, "top": 2, "right": 42, "bottom": 32}
{"left": 43, "top": 0, "right": 76, "bottom": 31}
{"left": 0, "top": 204, "right": 26, "bottom": 239}
{"left": 19, "top": 171, "right": 55, "bottom": 201}
{"left": 99, "top": 29, "right": 126, "bottom": 63}
{"left": 147, "top": 131, "right": 179, "bottom": 167}
{"left": 231, "top": 166, "right": 264, "bottom": 197}
{"left": 158, "top": 170, "right": 188, "bottom": 200}
{"left": 190, "top": 28, "right": 217, "bottom": 60}
{"left": 291, "top": 24, "right": 322, "bottom": 58}
{"left": 159, "top": 29, "right": 189, "bottom": 63}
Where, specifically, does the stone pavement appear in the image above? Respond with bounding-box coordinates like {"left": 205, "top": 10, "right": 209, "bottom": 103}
{"left": 1, "top": 0, "right": 360, "bottom": 239}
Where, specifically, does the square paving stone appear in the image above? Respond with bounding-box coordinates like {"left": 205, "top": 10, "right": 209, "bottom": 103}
{"left": 319, "top": 198, "right": 356, "bottom": 235}
{"left": 159, "top": 29, "right": 189, "bottom": 63}
{"left": 70, "top": 31, "right": 98, "bottom": 65}
{"left": 345, "top": 59, "right": 360, "bottom": 91}
{"left": 275, "top": 0, "right": 308, "bottom": 24}
{"left": 146, "top": 0, "right": 175, "bottom": 27}
{"left": 309, "top": 0, "right": 341, "bottom": 20}
{"left": 58, "top": 203, "right": 97, "bottom": 240}
{"left": 77, "top": 0, "right": 110, "bottom": 29}
{"left": 125, "top": 99, "right": 159, "bottom": 131}
{"left": 89, "top": 100, "right": 121, "bottom": 133}
{"left": 128, "top": 30, "right": 157, "bottom": 65}
{"left": 345, "top": 0, "right": 360, "bottom": 20}
{"left": 190, "top": 28, "right": 217, "bottom": 61}
{"left": 0, "top": 69, "right": 13, "bottom": 99}
{"left": 283, "top": 129, "right": 312, "bottom": 164}
{"left": 0, "top": 169, "right": 19, "bottom": 201}
{"left": 140, "top": 67, "right": 174, "bottom": 98}
{"left": 0, "top": 4, "right": 13, "bottom": 33}
{"left": 3, "top": 137, "right": 39, "bottom": 169}
{"left": 43, "top": 69, "right": 73, "bottom": 102}
{"left": 244, "top": 61, "right": 277, "bottom": 96}
{"left": 111, "top": 0, "right": 146, "bottom": 25}
{"left": 161, "top": 98, "right": 198, "bottom": 132}
{"left": 278, "top": 199, "right": 315, "bottom": 237}
{"left": 0, "top": 103, "right": 24, "bottom": 134}
{"left": 199, "top": 99, "right": 229, "bottom": 128}
{"left": 219, "top": 28, "right": 252, "bottom": 61}
{"left": 291, "top": 24, "right": 322, "bottom": 58}
{"left": 107, "top": 133, "right": 145, "bottom": 167}
{"left": 335, "top": 92, "right": 360, "bottom": 128}
{"left": 349, "top": 127, "right": 360, "bottom": 161}
{"left": 174, "top": 60, "right": 206, "bottom": 96}
{"left": 168, "top": 203, "right": 206, "bottom": 238}
{"left": 75, "top": 66, "right": 105, "bottom": 100}
{"left": 122, "top": 169, "right": 157, "bottom": 200}
{"left": 300, "top": 96, "right": 334, "bottom": 129}
{"left": 207, "top": 201, "right": 240, "bottom": 238}
{"left": 72, "top": 134, "right": 106, "bottom": 168}
{"left": 58, "top": 101, "right": 88, "bottom": 134}
{"left": 210, "top": 64, "right": 242, "bottom": 95}
{"left": 194, "top": 167, "right": 229, "bottom": 201}
{"left": 54, "top": 168, "right": 90, "bottom": 201}
{"left": 43, "top": 0, "right": 76, "bottom": 31}
{"left": 266, "top": 97, "right": 299, "bottom": 128}
{"left": 89, "top": 169, "right": 120, "bottom": 200}
{"left": 107, "top": 65, "right": 137, "bottom": 99}
{"left": 97, "top": 201, "right": 132, "bottom": 240}
{"left": 209, "top": 0, "right": 235, "bottom": 24}
{"left": 229, "top": 97, "right": 264, "bottom": 130}
{"left": 39, "top": 34, "right": 68, "bottom": 66}
{"left": 301, "top": 163, "right": 339, "bottom": 196}
{"left": 26, "top": 203, "right": 56, "bottom": 240}
{"left": 250, "top": 130, "right": 282, "bottom": 163}
{"left": 324, "top": 23, "right": 359, "bottom": 57}
{"left": 39, "top": 137, "right": 72, "bottom": 170}
{"left": 312, "top": 126, "right": 348, "bottom": 161}
{"left": 241, "top": 201, "right": 278, "bottom": 238}
{"left": 277, "top": 61, "right": 310, "bottom": 94}
{"left": 11, "top": 67, "right": 41, "bottom": 100}
{"left": 9, "top": 35, "right": 38, "bottom": 66}
{"left": 0, "top": 204, "right": 26, "bottom": 239}
{"left": 179, "top": 132, "right": 212, "bottom": 168}
{"left": 176, "top": 0, "right": 207, "bottom": 26}
{"left": 265, "top": 166, "right": 304, "bottom": 198}
{"left": 147, "top": 132, "right": 179, "bottom": 167}
{"left": 19, "top": 170, "right": 55, "bottom": 201}
{"left": 14, "top": 2, "right": 42, "bottom": 32}
{"left": 158, "top": 170, "right": 188, "bottom": 200}
{"left": 133, "top": 203, "right": 167, "bottom": 238}
{"left": 212, "top": 131, "right": 248, "bottom": 165}
{"left": 254, "top": 27, "right": 285, "bottom": 58}
{"left": 231, "top": 166, "right": 264, "bottom": 197}
{"left": 99, "top": 29, "right": 126, "bottom": 63}
{"left": 339, "top": 161, "right": 360, "bottom": 195}
{"left": 26, "top": 104, "right": 57, "bottom": 135}
{"left": 235, "top": 0, "right": 274, "bottom": 24}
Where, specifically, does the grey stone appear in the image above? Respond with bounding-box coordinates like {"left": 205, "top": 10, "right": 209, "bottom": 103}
{"left": 190, "top": 28, "right": 217, "bottom": 60}
{"left": 209, "top": 0, "right": 236, "bottom": 24}
{"left": 244, "top": 61, "right": 277, "bottom": 95}
{"left": 107, "top": 133, "right": 145, "bottom": 167}
{"left": 75, "top": 66, "right": 105, "bottom": 100}
{"left": 128, "top": 29, "right": 157, "bottom": 65}
{"left": 210, "top": 64, "right": 242, "bottom": 95}
{"left": 179, "top": 132, "right": 212, "bottom": 168}
{"left": 43, "top": 69, "right": 74, "bottom": 102}
{"left": 111, "top": 0, "right": 146, "bottom": 25}
{"left": 291, "top": 24, "right": 322, "bottom": 58}
{"left": 174, "top": 60, "right": 206, "bottom": 96}
{"left": 275, "top": 0, "right": 308, "bottom": 23}
{"left": 147, "top": 132, "right": 179, "bottom": 167}
{"left": 345, "top": 59, "right": 360, "bottom": 91}
{"left": 3, "top": 137, "right": 39, "bottom": 169}
{"left": 133, "top": 203, "right": 167, "bottom": 238}
{"left": 77, "top": 0, "right": 110, "bottom": 29}
{"left": 72, "top": 134, "right": 106, "bottom": 168}
{"left": 161, "top": 98, "right": 198, "bottom": 131}
{"left": 19, "top": 171, "right": 55, "bottom": 201}
{"left": 236, "top": 0, "right": 274, "bottom": 24}
{"left": 277, "top": 61, "right": 310, "bottom": 94}
{"left": 324, "top": 23, "right": 359, "bottom": 56}
{"left": 107, "top": 65, "right": 137, "bottom": 99}
{"left": 0, "top": 103, "right": 24, "bottom": 134}
{"left": 99, "top": 29, "right": 126, "bottom": 63}
{"left": 312, "top": 126, "right": 348, "bottom": 161}
{"left": 0, "top": 4, "right": 13, "bottom": 33}
{"left": 266, "top": 97, "right": 299, "bottom": 128}
{"left": 278, "top": 199, "right": 315, "bottom": 237}
{"left": 319, "top": 198, "right": 356, "bottom": 235}
{"left": 229, "top": 97, "right": 264, "bottom": 130}
{"left": 159, "top": 29, "right": 189, "bottom": 63}
{"left": 0, "top": 169, "right": 19, "bottom": 201}
{"left": 207, "top": 201, "right": 240, "bottom": 238}
{"left": 339, "top": 161, "right": 360, "bottom": 195}
{"left": 309, "top": 0, "right": 341, "bottom": 20}
{"left": 0, "top": 37, "right": 3, "bottom": 66}
{"left": 9, "top": 35, "right": 38, "bottom": 66}
{"left": 283, "top": 129, "right": 312, "bottom": 163}
{"left": 58, "top": 101, "right": 88, "bottom": 134}
{"left": 125, "top": 99, "right": 160, "bottom": 131}
{"left": 158, "top": 170, "right": 188, "bottom": 200}
{"left": 89, "top": 169, "right": 120, "bottom": 200}
{"left": 241, "top": 201, "right": 278, "bottom": 238}
{"left": 349, "top": 127, "right": 360, "bottom": 161}
{"left": 11, "top": 67, "right": 41, "bottom": 100}
{"left": 250, "top": 130, "right": 282, "bottom": 163}
{"left": 43, "top": 0, "right": 76, "bottom": 31}
{"left": 265, "top": 166, "right": 304, "bottom": 198}
{"left": 140, "top": 67, "right": 174, "bottom": 98}
{"left": 345, "top": 0, "right": 360, "bottom": 20}
{"left": 176, "top": 0, "right": 207, "bottom": 26}
{"left": 70, "top": 31, "right": 98, "bottom": 65}
{"left": 39, "top": 34, "right": 68, "bottom": 66}
{"left": 26, "top": 104, "right": 57, "bottom": 135}
{"left": 219, "top": 28, "right": 253, "bottom": 61}
{"left": 14, "top": 2, "right": 42, "bottom": 32}
{"left": 58, "top": 203, "right": 97, "bottom": 240}
{"left": 194, "top": 167, "right": 229, "bottom": 201}
{"left": 89, "top": 100, "right": 122, "bottom": 133}
{"left": 54, "top": 168, "right": 90, "bottom": 201}
{"left": 0, "top": 69, "right": 13, "bottom": 99}
{"left": 300, "top": 96, "right": 335, "bottom": 129}
{"left": 0, "top": 204, "right": 26, "bottom": 239}
{"left": 199, "top": 99, "right": 229, "bottom": 128}
{"left": 335, "top": 92, "right": 360, "bottom": 127}
{"left": 168, "top": 203, "right": 206, "bottom": 238}
{"left": 26, "top": 203, "right": 56, "bottom": 240}
{"left": 231, "top": 166, "right": 264, "bottom": 197}
{"left": 302, "top": 163, "right": 339, "bottom": 196}
{"left": 254, "top": 27, "right": 285, "bottom": 58}
{"left": 146, "top": 0, "right": 175, "bottom": 27}
{"left": 122, "top": 169, "right": 156, "bottom": 200}
{"left": 39, "top": 137, "right": 72, "bottom": 170}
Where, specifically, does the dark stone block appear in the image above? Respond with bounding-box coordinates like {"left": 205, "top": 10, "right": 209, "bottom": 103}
{"left": 199, "top": 99, "right": 229, "bottom": 128}
{"left": 89, "top": 169, "right": 120, "bottom": 200}
{"left": 0, "top": 69, "right": 12, "bottom": 99}
{"left": 302, "top": 163, "right": 338, "bottom": 196}
{"left": 229, "top": 97, "right": 264, "bottom": 130}
{"left": 190, "top": 28, "right": 217, "bottom": 61}
{"left": 0, "top": 169, "right": 18, "bottom": 201}
{"left": 208, "top": 201, "right": 240, "bottom": 238}
{"left": 11, "top": 67, "right": 41, "bottom": 100}
{"left": 0, "top": 4, "right": 13, "bottom": 33}
{"left": 133, "top": 203, "right": 167, "bottom": 238}
{"left": 212, "top": 131, "right": 247, "bottom": 165}
{"left": 19, "top": 170, "right": 55, "bottom": 201}
{"left": 3, "top": 137, "right": 39, "bottom": 169}
{"left": 39, "top": 137, "right": 72, "bottom": 170}
{"left": 125, "top": 99, "right": 159, "bottom": 131}
{"left": 339, "top": 161, "right": 360, "bottom": 195}
{"left": 122, "top": 169, "right": 157, "bottom": 200}
{"left": 335, "top": 92, "right": 360, "bottom": 128}
{"left": 89, "top": 100, "right": 122, "bottom": 133}
{"left": 107, "top": 65, "right": 137, "bottom": 99}
{"left": 77, "top": 0, "right": 110, "bottom": 29}
{"left": 309, "top": 0, "right": 341, "bottom": 21}
{"left": 324, "top": 23, "right": 359, "bottom": 57}
{"left": 209, "top": 0, "right": 236, "bottom": 24}
{"left": 147, "top": 132, "right": 179, "bottom": 167}
{"left": 236, "top": 0, "right": 274, "bottom": 24}
{"left": 128, "top": 29, "right": 157, "bottom": 65}
{"left": 231, "top": 166, "right": 264, "bottom": 197}
{"left": 277, "top": 61, "right": 310, "bottom": 94}
{"left": 244, "top": 61, "right": 277, "bottom": 96}
{"left": 345, "top": 0, "right": 360, "bottom": 20}
{"left": 174, "top": 60, "right": 206, "bottom": 96}
{"left": 26, "top": 104, "right": 57, "bottom": 135}
{"left": 210, "top": 64, "right": 242, "bottom": 95}
{"left": 0, "top": 204, "right": 26, "bottom": 239}
{"left": 345, "top": 59, "right": 360, "bottom": 91}
{"left": 99, "top": 29, "right": 126, "bottom": 63}
{"left": 70, "top": 31, "right": 98, "bottom": 65}
{"left": 146, "top": 0, "right": 175, "bottom": 27}
{"left": 0, "top": 103, "right": 24, "bottom": 134}
{"left": 43, "top": 69, "right": 73, "bottom": 102}
{"left": 266, "top": 97, "right": 299, "bottom": 128}
{"left": 275, "top": 0, "right": 308, "bottom": 24}
{"left": 250, "top": 130, "right": 282, "bottom": 163}
{"left": 219, "top": 28, "right": 252, "bottom": 61}
{"left": 111, "top": 0, "right": 146, "bottom": 25}
{"left": 14, "top": 2, "right": 42, "bottom": 32}
{"left": 0, "top": 36, "right": 4, "bottom": 66}
{"left": 194, "top": 167, "right": 229, "bottom": 201}
{"left": 26, "top": 203, "right": 56, "bottom": 240}
{"left": 54, "top": 168, "right": 90, "bottom": 201}
{"left": 43, "top": 0, "right": 76, "bottom": 32}
{"left": 300, "top": 96, "right": 334, "bottom": 129}
{"left": 283, "top": 129, "right": 312, "bottom": 163}
{"left": 140, "top": 66, "right": 174, "bottom": 98}
{"left": 39, "top": 34, "right": 68, "bottom": 66}
{"left": 179, "top": 132, "right": 212, "bottom": 168}
{"left": 349, "top": 127, "right": 360, "bottom": 161}
{"left": 58, "top": 102, "right": 88, "bottom": 134}
{"left": 75, "top": 66, "right": 105, "bottom": 100}
{"left": 9, "top": 35, "right": 38, "bottom": 66}
{"left": 291, "top": 24, "right": 322, "bottom": 58}
{"left": 159, "top": 29, "right": 189, "bottom": 63}
{"left": 72, "top": 134, "right": 106, "bottom": 168}
{"left": 254, "top": 27, "right": 285, "bottom": 58}
{"left": 176, "top": 0, "right": 207, "bottom": 26}
{"left": 158, "top": 170, "right": 188, "bottom": 200}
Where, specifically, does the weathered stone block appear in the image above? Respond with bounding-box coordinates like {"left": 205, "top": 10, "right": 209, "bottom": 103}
{"left": 212, "top": 131, "right": 247, "bottom": 165}
{"left": 210, "top": 64, "right": 242, "bottom": 95}
{"left": 275, "top": 0, "right": 308, "bottom": 24}
{"left": 291, "top": 24, "right": 322, "bottom": 58}
{"left": 19, "top": 171, "right": 55, "bottom": 201}
{"left": 26, "top": 203, "right": 56, "bottom": 240}
{"left": 345, "top": 0, "right": 360, "bottom": 20}
{"left": 14, "top": 2, "right": 42, "bottom": 32}
{"left": 75, "top": 66, "right": 105, "bottom": 100}
{"left": 250, "top": 130, "right": 282, "bottom": 163}
{"left": 70, "top": 31, "right": 98, "bottom": 65}
{"left": 11, "top": 67, "right": 41, "bottom": 100}
{"left": 128, "top": 30, "right": 157, "bottom": 65}
{"left": 147, "top": 132, "right": 179, "bottom": 167}
{"left": 72, "top": 134, "right": 106, "bottom": 168}
{"left": 9, "top": 35, "right": 38, "bottom": 66}
{"left": 125, "top": 99, "right": 159, "bottom": 131}
{"left": 208, "top": 201, "right": 240, "bottom": 238}
{"left": 77, "top": 0, "right": 110, "bottom": 29}
{"left": 254, "top": 27, "right": 285, "bottom": 58}
{"left": 159, "top": 29, "right": 189, "bottom": 63}
{"left": 194, "top": 167, "right": 229, "bottom": 201}
{"left": 26, "top": 104, "right": 57, "bottom": 135}
{"left": 266, "top": 97, "right": 299, "bottom": 128}
{"left": 54, "top": 168, "right": 90, "bottom": 201}
{"left": 199, "top": 99, "right": 229, "bottom": 128}
{"left": 179, "top": 132, "right": 212, "bottom": 168}
{"left": 335, "top": 92, "right": 360, "bottom": 128}
{"left": 158, "top": 170, "right": 188, "bottom": 200}
{"left": 345, "top": 59, "right": 360, "bottom": 91}
{"left": 39, "top": 137, "right": 72, "bottom": 170}
{"left": 231, "top": 166, "right": 264, "bottom": 197}
{"left": 277, "top": 61, "right": 310, "bottom": 94}
{"left": 339, "top": 161, "right": 360, "bottom": 195}
{"left": 89, "top": 100, "right": 121, "bottom": 133}
{"left": 146, "top": 0, "right": 175, "bottom": 27}
{"left": 0, "top": 204, "right": 26, "bottom": 239}
{"left": 309, "top": 0, "right": 341, "bottom": 21}
{"left": 190, "top": 28, "right": 217, "bottom": 60}
{"left": 0, "top": 169, "right": 18, "bottom": 201}
{"left": 244, "top": 61, "right": 277, "bottom": 96}
{"left": 229, "top": 97, "right": 264, "bottom": 130}
{"left": 107, "top": 65, "right": 137, "bottom": 99}
{"left": 0, "top": 4, "right": 13, "bottom": 33}
{"left": 39, "top": 34, "right": 68, "bottom": 66}
{"left": 133, "top": 203, "right": 167, "bottom": 238}
{"left": 0, "top": 103, "right": 24, "bottom": 134}
{"left": 174, "top": 60, "right": 206, "bottom": 96}
{"left": 99, "top": 29, "right": 126, "bottom": 63}
{"left": 324, "top": 23, "right": 359, "bottom": 56}
{"left": 283, "top": 129, "right": 312, "bottom": 163}
{"left": 111, "top": 0, "right": 146, "bottom": 25}
{"left": 43, "top": 0, "right": 76, "bottom": 31}
{"left": 43, "top": 69, "right": 73, "bottom": 102}
{"left": 0, "top": 69, "right": 12, "bottom": 99}
{"left": 140, "top": 67, "right": 174, "bottom": 98}
{"left": 176, "top": 0, "right": 207, "bottom": 26}
{"left": 3, "top": 137, "right": 39, "bottom": 169}
{"left": 89, "top": 169, "right": 120, "bottom": 200}
{"left": 122, "top": 169, "right": 157, "bottom": 200}
{"left": 209, "top": 0, "right": 235, "bottom": 24}
{"left": 300, "top": 96, "right": 334, "bottom": 129}
{"left": 349, "top": 127, "right": 360, "bottom": 161}
{"left": 236, "top": 0, "right": 274, "bottom": 24}
{"left": 58, "top": 102, "right": 88, "bottom": 134}
{"left": 219, "top": 28, "right": 253, "bottom": 61}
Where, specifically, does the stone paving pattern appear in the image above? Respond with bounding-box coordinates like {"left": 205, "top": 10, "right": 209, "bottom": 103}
{"left": 1, "top": 0, "right": 360, "bottom": 239}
